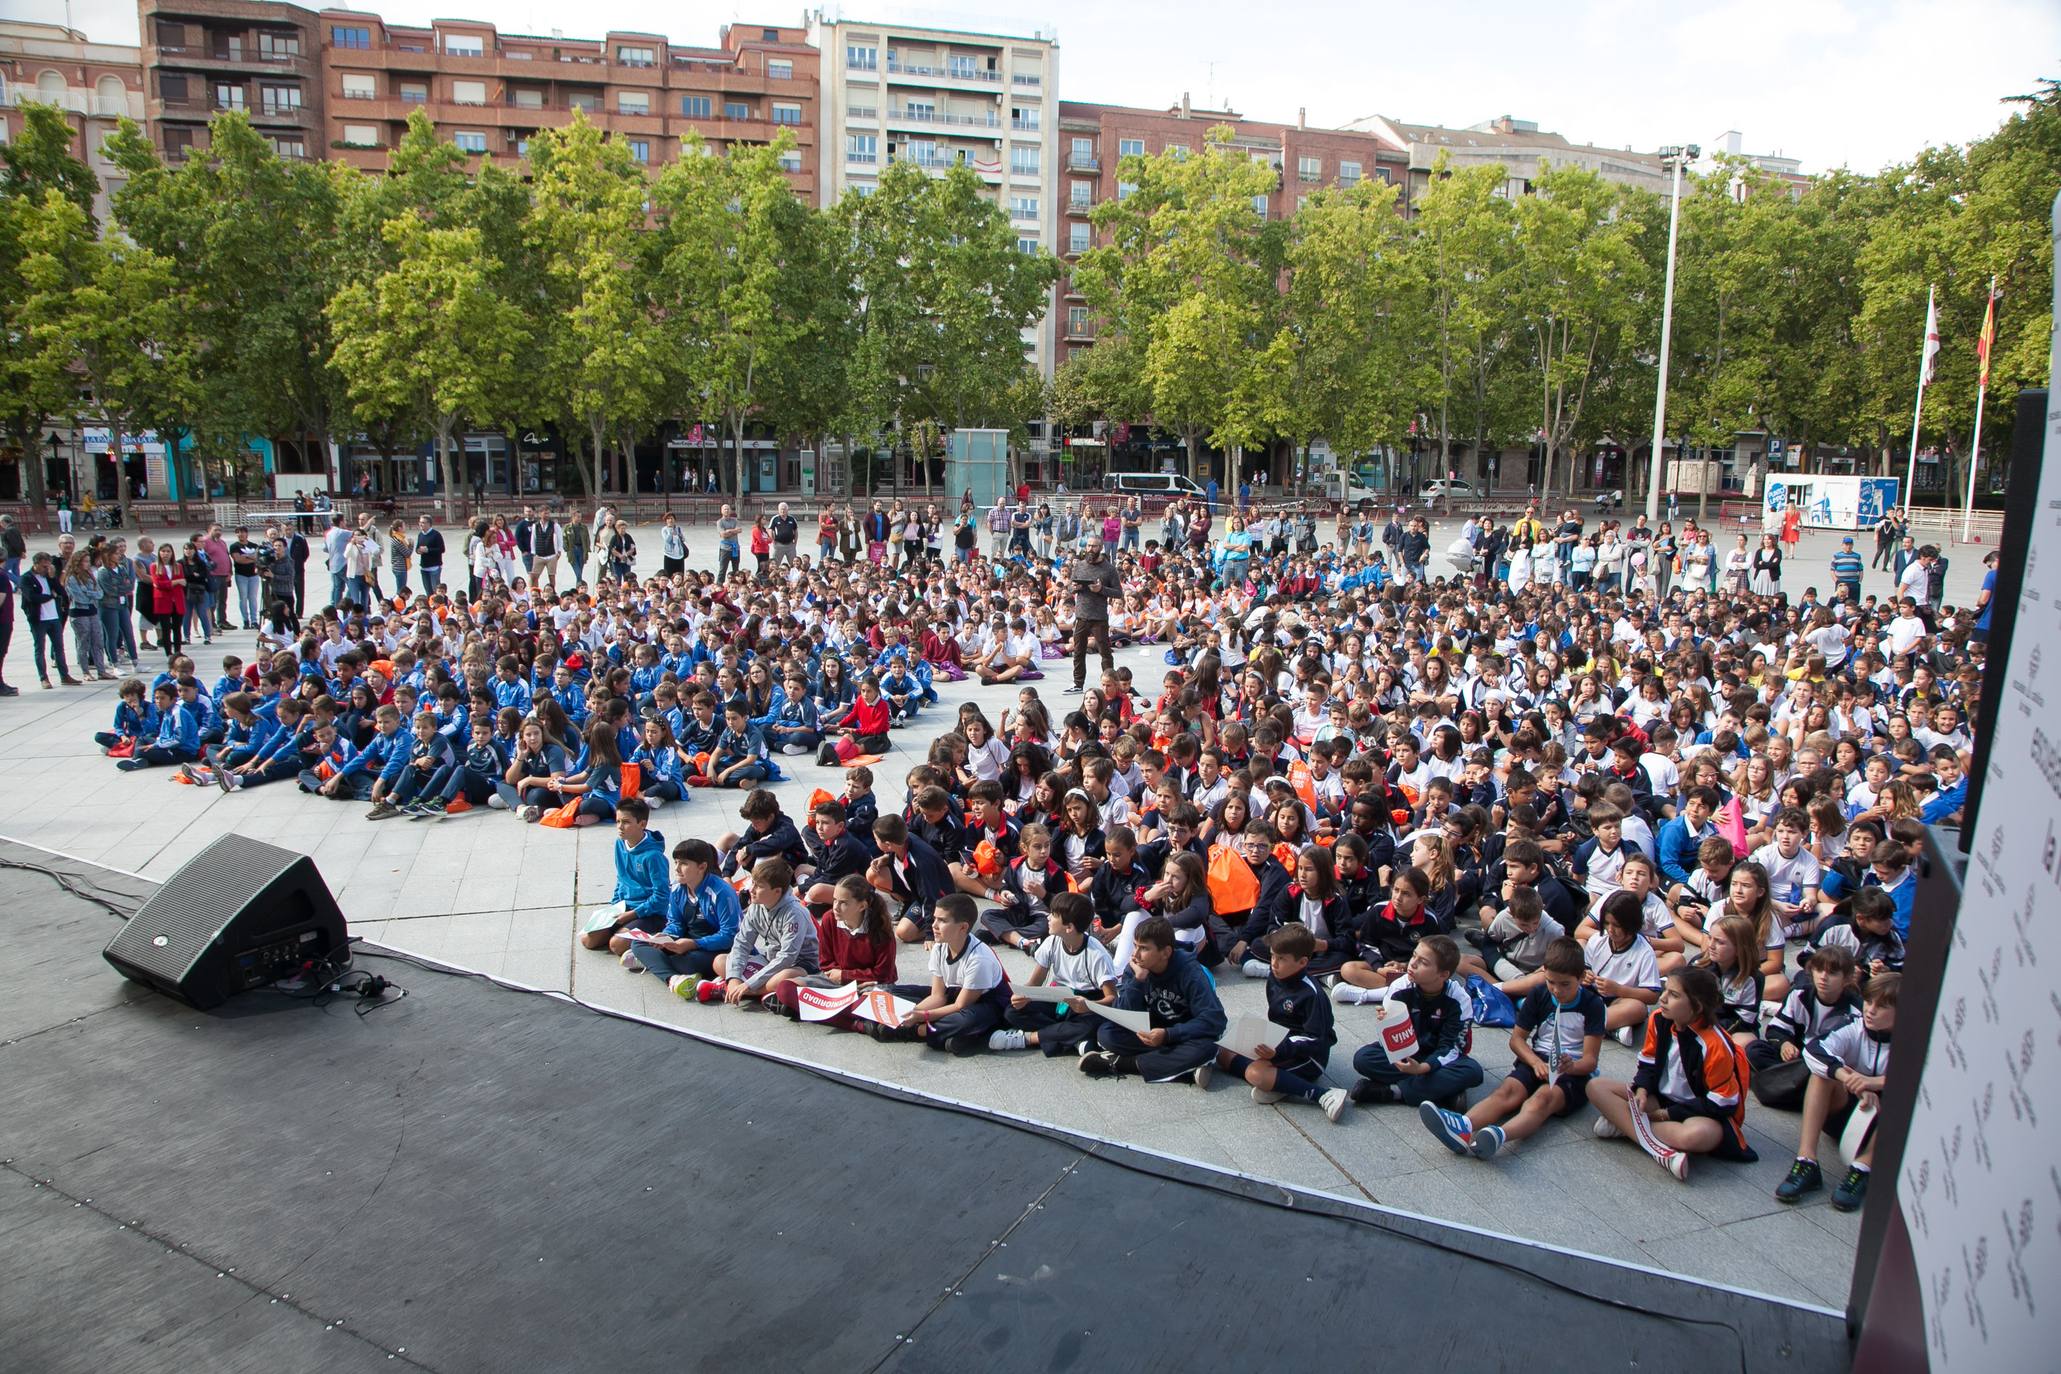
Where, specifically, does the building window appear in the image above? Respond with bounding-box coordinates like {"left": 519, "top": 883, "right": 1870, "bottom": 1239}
{"left": 156, "top": 20, "right": 186, "bottom": 48}
{"left": 1010, "top": 194, "right": 1038, "bottom": 220}
{"left": 449, "top": 79, "right": 485, "bottom": 105}
{"left": 567, "top": 92, "right": 598, "bottom": 113}
{"left": 1067, "top": 305, "right": 1088, "bottom": 334}
{"left": 771, "top": 102, "right": 801, "bottom": 125}
{"left": 331, "top": 26, "right": 370, "bottom": 50}
{"left": 681, "top": 94, "right": 710, "bottom": 118}
{"left": 1068, "top": 223, "right": 1089, "bottom": 253}
{"left": 1069, "top": 137, "right": 1095, "bottom": 169}
{"left": 512, "top": 87, "right": 542, "bottom": 110}
{"left": 1116, "top": 180, "right": 1137, "bottom": 200}
{"left": 616, "top": 45, "right": 654, "bottom": 66}
{"left": 1339, "top": 160, "right": 1361, "bottom": 185}
{"left": 1009, "top": 145, "right": 1039, "bottom": 176}
{"left": 1166, "top": 143, "right": 1189, "bottom": 160}
{"left": 947, "top": 54, "right": 979, "bottom": 79}
{"left": 1298, "top": 154, "right": 1320, "bottom": 182}
{"left": 258, "top": 31, "right": 301, "bottom": 59}
{"left": 849, "top": 181, "right": 876, "bottom": 197}
{"left": 443, "top": 34, "right": 484, "bottom": 57}
{"left": 905, "top": 139, "right": 941, "bottom": 167}
{"left": 778, "top": 148, "right": 802, "bottom": 172}
{"left": 160, "top": 73, "right": 188, "bottom": 101}
{"left": 1017, "top": 236, "right": 1039, "bottom": 254}
{"left": 846, "top": 43, "right": 877, "bottom": 70}
{"left": 399, "top": 82, "right": 428, "bottom": 104}
{"left": 214, "top": 83, "right": 246, "bottom": 110}
{"left": 1252, "top": 193, "right": 1269, "bottom": 218}
{"left": 1375, "top": 166, "right": 1393, "bottom": 184}
{"left": 1011, "top": 106, "right": 1039, "bottom": 130}
{"left": 270, "top": 137, "right": 306, "bottom": 159}
{"left": 1117, "top": 137, "right": 1144, "bottom": 159}
{"left": 341, "top": 124, "right": 379, "bottom": 147}
{"left": 339, "top": 73, "right": 375, "bottom": 100}
{"left": 1069, "top": 180, "right": 1091, "bottom": 207}
{"left": 626, "top": 138, "right": 650, "bottom": 163}
{"left": 454, "top": 131, "right": 487, "bottom": 153}
{"left": 767, "top": 59, "right": 793, "bottom": 80}
{"left": 846, "top": 133, "right": 876, "bottom": 164}
{"left": 762, "top": 28, "right": 779, "bottom": 42}
{"left": 724, "top": 100, "right": 751, "bottom": 120}
{"left": 260, "top": 86, "right": 301, "bottom": 115}
{"left": 617, "top": 90, "right": 649, "bottom": 114}
{"left": 514, "top": 138, "right": 530, "bottom": 158}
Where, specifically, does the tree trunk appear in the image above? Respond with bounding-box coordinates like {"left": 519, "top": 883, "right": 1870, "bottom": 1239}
{"left": 436, "top": 422, "right": 461, "bottom": 524}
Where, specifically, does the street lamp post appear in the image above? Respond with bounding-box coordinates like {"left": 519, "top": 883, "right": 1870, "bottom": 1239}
{"left": 1645, "top": 144, "right": 1697, "bottom": 524}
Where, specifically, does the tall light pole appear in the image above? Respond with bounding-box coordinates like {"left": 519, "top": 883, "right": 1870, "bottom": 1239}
{"left": 1645, "top": 144, "right": 1697, "bottom": 523}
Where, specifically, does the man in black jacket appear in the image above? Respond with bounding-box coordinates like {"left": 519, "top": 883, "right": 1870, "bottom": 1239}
{"left": 19, "top": 552, "right": 80, "bottom": 686}
{"left": 1067, "top": 543, "right": 1121, "bottom": 694}
{"left": 412, "top": 516, "right": 444, "bottom": 596}
{"left": 286, "top": 521, "right": 311, "bottom": 615}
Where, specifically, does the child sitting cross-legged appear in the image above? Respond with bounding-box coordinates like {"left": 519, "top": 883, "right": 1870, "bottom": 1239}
{"left": 770, "top": 875, "right": 900, "bottom": 1025}
{"left": 1194, "top": 921, "right": 1350, "bottom": 1123}
{"left": 1420, "top": 936, "right": 1603, "bottom": 1162}
{"left": 580, "top": 797, "right": 671, "bottom": 952}
{"left": 1583, "top": 891, "right": 1664, "bottom": 1047}
{"left": 988, "top": 892, "right": 1118, "bottom": 1057}
{"left": 864, "top": 892, "right": 1010, "bottom": 1052}
{"left": 1587, "top": 965, "right": 1760, "bottom": 1183}
{"left": 621, "top": 838, "right": 740, "bottom": 996}
{"left": 692, "top": 858, "right": 820, "bottom": 1006}
{"left": 1078, "top": 914, "right": 1228, "bottom": 1084}
{"left": 1346, "top": 934, "right": 1484, "bottom": 1109}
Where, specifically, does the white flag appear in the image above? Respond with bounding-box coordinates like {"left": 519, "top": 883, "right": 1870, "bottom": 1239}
{"left": 1919, "top": 288, "right": 1940, "bottom": 388}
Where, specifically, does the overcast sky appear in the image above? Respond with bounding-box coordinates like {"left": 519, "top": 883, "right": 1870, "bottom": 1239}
{"left": 42, "top": 0, "right": 2060, "bottom": 172}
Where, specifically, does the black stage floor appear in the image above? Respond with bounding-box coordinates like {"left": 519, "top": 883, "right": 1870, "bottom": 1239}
{"left": 0, "top": 841, "right": 1849, "bottom": 1373}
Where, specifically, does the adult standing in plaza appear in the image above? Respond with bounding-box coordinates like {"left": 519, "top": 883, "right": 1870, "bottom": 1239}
{"left": 414, "top": 515, "right": 444, "bottom": 595}
{"left": 514, "top": 504, "right": 535, "bottom": 578}
{"left": 770, "top": 501, "right": 799, "bottom": 565}
{"left": 0, "top": 559, "right": 16, "bottom": 695}
{"left": 1830, "top": 536, "right": 1865, "bottom": 604}
{"left": 715, "top": 503, "right": 741, "bottom": 580}
{"left": 660, "top": 512, "right": 688, "bottom": 577}
{"left": 21, "top": 553, "right": 77, "bottom": 686}
{"left": 385, "top": 520, "right": 412, "bottom": 605}
{"left": 229, "top": 526, "right": 264, "bottom": 629}
{"left": 529, "top": 509, "right": 560, "bottom": 594}
{"left": 1, "top": 513, "right": 24, "bottom": 580}
{"left": 1065, "top": 541, "right": 1121, "bottom": 695}
{"left": 98, "top": 541, "right": 138, "bottom": 668}
{"left": 323, "top": 514, "right": 351, "bottom": 608}
{"left": 817, "top": 505, "right": 840, "bottom": 563}
{"left": 1120, "top": 496, "right": 1142, "bottom": 553}
{"left": 1872, "top": 510, "right": 1899, "bottom": 570}
{"left": 562, "top": 511, "right": 589, "bottom": 586}
{"left": 986, "top": 500, "right": 1010, "bottom": 558}
{"left": 200, "top": 524, "right": 233, "bottom": 633}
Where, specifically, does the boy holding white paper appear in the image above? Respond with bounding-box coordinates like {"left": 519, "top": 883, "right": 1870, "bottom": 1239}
{"left": 865, "top": 894, "right": 1011, "bottom": 1053}
{"left": 1078, "top": 915, "right": 1226, "bottom": 1083}
{"left": 989, "top": 893, "right": 1117, "bottom": 1056}
{"left": 1194, "top": 923, "right": 1348, "bottom": 1122}
{"left": 1346, "top": 935, "right": 1483, "bottom": 1108}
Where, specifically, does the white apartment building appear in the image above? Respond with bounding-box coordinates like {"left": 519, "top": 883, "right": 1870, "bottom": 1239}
{"left": 806, "top": 8, "right": 1060, "bottom": 379}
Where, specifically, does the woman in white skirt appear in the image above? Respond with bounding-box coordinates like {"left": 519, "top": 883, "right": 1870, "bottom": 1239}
{"left": 1750, "top": 533, "right": 1783, "bottom": 596}
{"left": 1722, "top": 534, "right": 1751, "bottom": 596}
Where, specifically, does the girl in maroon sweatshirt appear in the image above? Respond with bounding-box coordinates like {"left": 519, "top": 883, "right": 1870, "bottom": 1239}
{"left": 774, "top": 875, "right": 901, "bottom": 1027}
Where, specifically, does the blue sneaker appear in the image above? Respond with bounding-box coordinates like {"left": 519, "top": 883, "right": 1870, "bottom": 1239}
{"left": 1418, "top": 1099, "right": 1474, "bottom": 1156}
{"left": 1469, "top": 1125, "right": 1505, "bottom": 1161}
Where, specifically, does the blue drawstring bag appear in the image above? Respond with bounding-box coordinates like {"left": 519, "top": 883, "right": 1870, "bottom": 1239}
{"left": 1164, "top": 648, "right": 1183, "bottom": 666}
{"left": 1465, "top": 974, "right": 1518, "bottom": 1028}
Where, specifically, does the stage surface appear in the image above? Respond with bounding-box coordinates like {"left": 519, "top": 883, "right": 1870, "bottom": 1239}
{"left": 0, "top": 845, "right": 1847, "bottom": 1373}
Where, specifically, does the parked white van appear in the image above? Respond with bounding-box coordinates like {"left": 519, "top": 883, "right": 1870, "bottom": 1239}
{"left": 1099, "top": 472, "right": 1208, "bottom": 501}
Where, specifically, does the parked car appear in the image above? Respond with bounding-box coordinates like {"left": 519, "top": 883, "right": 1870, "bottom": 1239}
{"left": 1420, "top": 479, "right": 1482, "bottom": 506}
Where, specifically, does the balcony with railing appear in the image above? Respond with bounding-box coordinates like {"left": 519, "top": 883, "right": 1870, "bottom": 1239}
{"left": 1065, "top": 193, "right": 1096, "bottom": 214}
{"left": 884, "top": 55, "right": 1000, "bottom": 83}
{"left": 1066, "top": 152, "right": 1099, "bottom": 172}
{"left": 847, "top": 104, "right": 878, "bottom": 120}
{"left": 887, "top": 106, "right": 998, "bottom": 129}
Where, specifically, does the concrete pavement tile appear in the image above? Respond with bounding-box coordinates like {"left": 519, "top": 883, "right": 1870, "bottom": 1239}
{"left": 1637, "top": 1225, "right": 1815, "bottom": 1305}
{"left": 1717, "top": 1210, "right": 1856, "bottom": 1307}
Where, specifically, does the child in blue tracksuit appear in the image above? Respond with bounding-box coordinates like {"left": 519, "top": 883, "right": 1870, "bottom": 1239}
{"left": 878, "top": 657, "right": 922, "bottom": 722}
{"left": 206, "top": 691, "right": 278, "bottom": 771}
{"left": 764, "top": 672, "right": 820, "bottom": 756}
{"left": 491, "top": 655, "right": 534, "bottom": 715}
{"left": 1079, "top": 915, "right": 1227, "bottom": 1084}
{"left": 625, "top": 837, "right": 742, "bottom": 987}
{"left": 117, "top": 682, "right": 202, "bottom": 771}
{"left": 631, "top": 716, "right": 686, "bottom": 805}
{"left": 710, "top": 702, "right": 769, "bottom": 788}
{"left": 580, "top": 798, "right": 670, "bottom": 950}
{"left": 345, "top": 707, "right": 415, "bottom": 813}
{"left": 1348, "top": 934, "right": 1484, "bottom": 1108}
{"left": 296, "top": 723, "right": 358, "bottom": 794}
{"left": 1198, "top": 922, "right": 1348, "bottom": 1120}
{"left": 387, "top": 711, "right": 462, "bottom": 814}
{"left": 224, "top": 698, "right": 312, "bottom": 790}
{"left": 96, "top": 679, "right": 156, "bottom": 752}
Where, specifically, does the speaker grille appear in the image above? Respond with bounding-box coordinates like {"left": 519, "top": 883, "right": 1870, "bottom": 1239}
{"left": 112, "top": 836, "right": 304, "bottom": 982}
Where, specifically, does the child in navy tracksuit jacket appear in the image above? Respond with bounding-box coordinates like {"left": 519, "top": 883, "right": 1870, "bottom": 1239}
{"left": 96, "top": 680, "right": 156, "bottom": 752}
{"left": 1080, "top": 916, "right": 1227, "bottom": 1084}
{"left": 1202, "top": 922, "right": 1347, "bottom": 1119}
{"left": 1349, "top": 934, "right": 1484, "bottom": 1107}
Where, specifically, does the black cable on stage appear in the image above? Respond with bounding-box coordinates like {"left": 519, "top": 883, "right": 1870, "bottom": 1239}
{"left": 0, "top": 856, "right": 140, "bottom": 920}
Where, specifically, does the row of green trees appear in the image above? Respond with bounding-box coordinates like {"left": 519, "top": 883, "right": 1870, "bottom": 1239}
{"left": 2, "top": 86, "right": 2053, "bottom": 517}
{"left": 1, "top": 107, "right": 1055, "bottom": 518}
{"left": 1057, "top": 83, "right": 2056, "bottom": 501}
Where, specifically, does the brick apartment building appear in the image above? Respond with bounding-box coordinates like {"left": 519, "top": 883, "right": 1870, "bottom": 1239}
{"left": 0, "top": 19, "right": 147, "bottom": 224}
{"left": 137, "top": 1, "right": 817, "bottom": 193}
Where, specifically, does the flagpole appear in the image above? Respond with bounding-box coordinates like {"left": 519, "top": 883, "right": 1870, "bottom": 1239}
{"left": 1902, "top": 284, "right": 1934, "bottom": 518}
{"left": 1962, "top": 276, "right": 1997, "bottom": 542}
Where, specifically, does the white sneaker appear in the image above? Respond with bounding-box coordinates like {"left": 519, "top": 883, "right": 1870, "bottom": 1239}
{"left": 1193, "top": 1062, "right": 1214, "bottom": 1091}
{"left": 780, "top": 743, "right": 810, "bottom": 755}
{"left": 987, "top": 1028, "right": 1028, "bottom": 1052}
{"left": 1615, "top": 1025, "right": 1639, "bottom": 1047}
{"left": 619, "top": 948, "right": 642, "bottom": 971}
{"left": 519, "top": 804, "right": 541, "bottom": 823}
{"left": 1251, "top": 1086, "right": 1285, "bottom": 1105}
{"left": 487, "top": 793, "right": 509, "bottom": 810}
{"left": 1593, "top": 1115, "right": 1624, "bottom": 1140}
{"left": 1658, "top": 1149, "right": 1689, "bottom": 1182}
{"left": 1240, "top": 958, "right": 1269, "bottom": 979}
{"left": 1321, "top": 1087, "right": 1350, "bottom": 1123}
{"left": 1331, "top": 982, "right": 1368, "bottom": 1005}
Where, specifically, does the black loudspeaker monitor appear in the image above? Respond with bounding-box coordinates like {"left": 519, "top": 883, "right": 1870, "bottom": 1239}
{"left": 103, "top": 836, "right": 350, "bottom": 1009}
